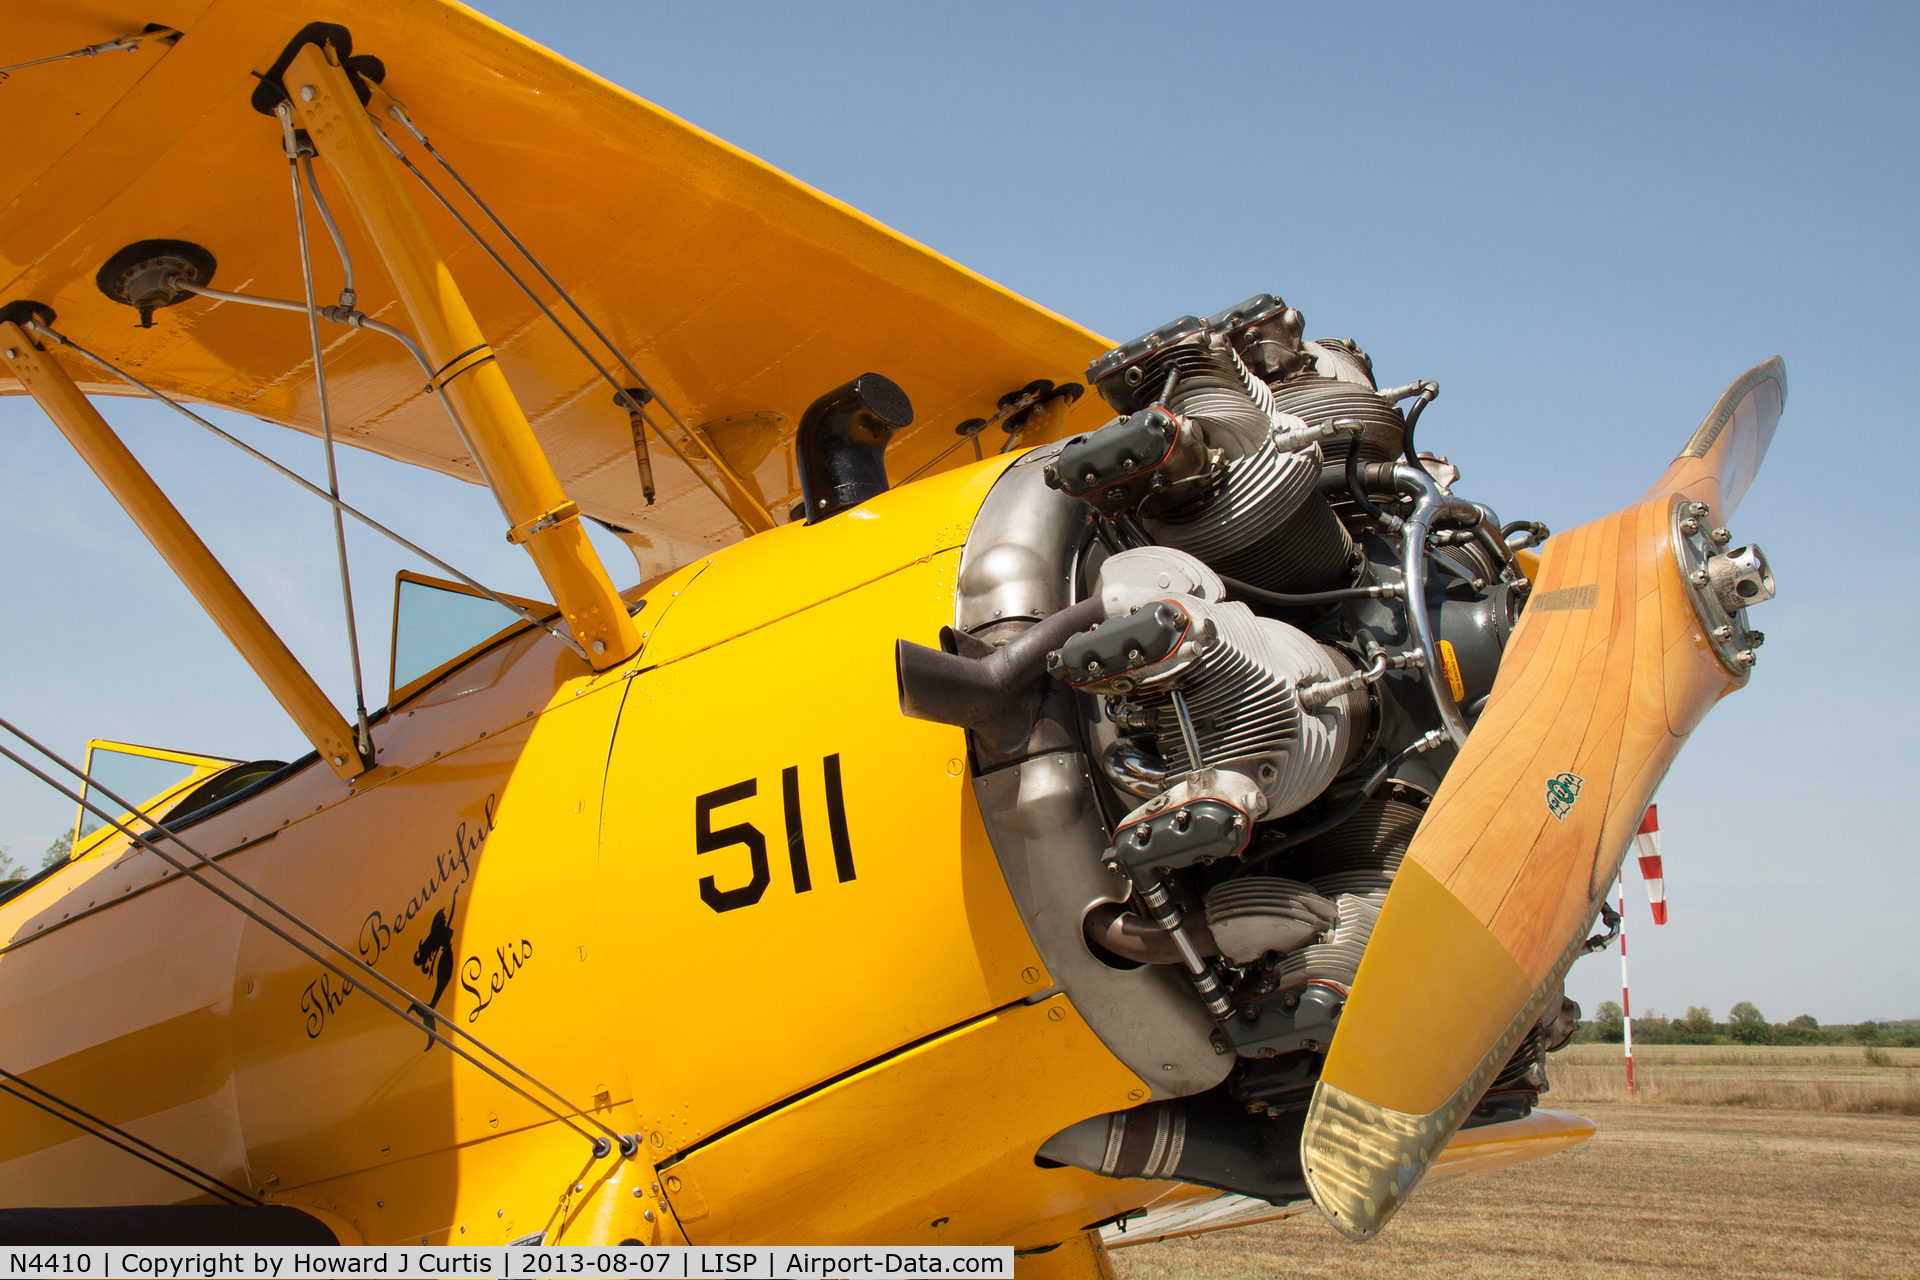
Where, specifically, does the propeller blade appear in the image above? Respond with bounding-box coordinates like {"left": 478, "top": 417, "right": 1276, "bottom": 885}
{"left": 1299, "top": 357, "right": 1786, "bottom": 1237}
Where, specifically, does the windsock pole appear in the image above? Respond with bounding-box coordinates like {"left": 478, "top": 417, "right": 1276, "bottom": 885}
{"left": 1619, "top": 869, "right": 1634, "bottom": 1098}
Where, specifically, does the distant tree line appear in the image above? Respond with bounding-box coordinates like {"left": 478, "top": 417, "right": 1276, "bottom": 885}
{"left": 1575, "top": 1001, "right": 1920, "bottom": 1048}
{"left": 0, "top": 831, "right": 72, "bottom": 888}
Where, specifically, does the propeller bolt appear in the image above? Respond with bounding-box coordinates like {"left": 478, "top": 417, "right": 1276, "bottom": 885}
{"left": 1712, "top": 624, "right": 1734, "bottom": 641}
{"left": 1747, "top": 630, "right": 1765, "bottom": 647}
{"left": 1691, "top": 569, "right": 1710, "bottom": 586}
{"left": 1735, "top": 649, "right": 1757, "bottom": 668}
{"left": 1689, "top": 501, "right": 1710, "bottom": 516}
{"left": 1711, "top": 527, "right": 1732, "bottom": 545}
{"left": 1681, "top": 518, "right": 1699, "bottom": 535}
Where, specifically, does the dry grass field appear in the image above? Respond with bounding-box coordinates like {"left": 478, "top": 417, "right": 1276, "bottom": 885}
{"left": 1547, "top": 1044, "right": 1920, "bottom": 1113}
{"left": 1108, "top": 1048, "right": 1920, "bottom": 1279}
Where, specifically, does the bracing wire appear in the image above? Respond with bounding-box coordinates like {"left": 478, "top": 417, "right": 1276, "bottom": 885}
{"left": 373, "top": 104, "right": 770, "bottom": 527}
{"left": 0, "top": 30, "right": 167, "bottom": 81}
{"left": 173, "top": 281, "right": 510, "bottom": 509}
{"left": 297, "top": 155, "right": 357, "bottom": 310}
{"left": 278, "top": 103, "right": 372, "bottom": 759}
{"left": 365, "top": 125, "right": 737, "bottom": 520}
{"left": 0, "top": 1067, "right": 260, "bottom": 1205}
{"left": 0, "top": 717, "right": 628, "bottom": 1155}
{"left": 366, "top": 133, "right": 668, "bottom": 496}
{"left": 26, "top": 319, "right": 590, "bottom": 663}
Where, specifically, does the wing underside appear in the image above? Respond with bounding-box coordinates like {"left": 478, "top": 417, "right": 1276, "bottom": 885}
{"left": 0, "top": 1, "right": 1113, "bottom": 574}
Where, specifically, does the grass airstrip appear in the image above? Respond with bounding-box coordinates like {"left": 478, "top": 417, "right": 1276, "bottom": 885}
{"left": 1110, "top": 1045, "right": 1920, "bottom": 1279}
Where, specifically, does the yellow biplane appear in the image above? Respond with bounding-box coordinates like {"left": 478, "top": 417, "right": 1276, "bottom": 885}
{"left": 0, "top": 1, "right": 1782, "bottom": 1266}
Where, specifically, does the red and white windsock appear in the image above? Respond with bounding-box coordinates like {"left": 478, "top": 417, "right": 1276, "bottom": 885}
{"left": 1635, "top": 804, "right": 1667, "bottom": 924}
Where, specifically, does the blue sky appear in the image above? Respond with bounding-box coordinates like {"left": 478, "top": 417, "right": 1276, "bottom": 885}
{"left": 2, "top": 2, "right": 1914, "bottom": 1023}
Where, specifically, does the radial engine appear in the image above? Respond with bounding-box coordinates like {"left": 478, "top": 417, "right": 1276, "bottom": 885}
{"left": 895, "top": 295, "right": 1769, "bottom": 1203}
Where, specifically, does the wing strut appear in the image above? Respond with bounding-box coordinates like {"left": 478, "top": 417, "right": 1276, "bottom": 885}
{"left": 0, "top": 318, "right": 367, "bottom": 783}
{"left": 282, "top": 41, "right": 642, "bottom": 670}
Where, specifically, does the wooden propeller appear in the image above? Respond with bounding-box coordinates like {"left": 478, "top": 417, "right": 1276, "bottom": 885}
{"left": 1300, "top": 358, "right": 1787, "bottom": 1237}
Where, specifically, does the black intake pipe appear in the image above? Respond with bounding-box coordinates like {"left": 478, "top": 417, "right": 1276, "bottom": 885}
{"left": 797, "top": 373, "right": 913, "bottom": 523}
{"left": 896, "top": 599, "right": 1103, "bottom": 734}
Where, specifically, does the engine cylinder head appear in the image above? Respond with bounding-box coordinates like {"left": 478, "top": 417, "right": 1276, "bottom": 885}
{"left": 1267, "top": 377, "right": 1405, "bottom": 472}
{"left": 1143, "top": 374, "right": 1353, "bottom": 594}
{"left": 1207, "top": 294, "right": 1313, "bottom": 383}
{"left": 1212, "top": 489, "right": 1355, "bottom": 593}
{"left": 1087, "top": 319, "right": 1242, "bottom": 417}
{"left": 1130, "top": 598, "right": 1361, "bottom": 818}
{"left": 1205, "top": 877, "right": 1338, "bottom": 966}
{"left": 1271, "top": 891, "right": 1384, "bottom": 990}
{"left": 1293, "top": 794, "right": 1426, "bottom": 897}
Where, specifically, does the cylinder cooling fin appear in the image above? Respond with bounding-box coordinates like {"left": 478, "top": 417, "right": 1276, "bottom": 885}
{"left": 897, "top": 288, "right": 1564, "bottom": 1206}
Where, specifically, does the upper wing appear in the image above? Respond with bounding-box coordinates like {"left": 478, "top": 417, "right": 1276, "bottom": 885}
{"left": 0, "top": 1, "right": 1113, "bottom": 573}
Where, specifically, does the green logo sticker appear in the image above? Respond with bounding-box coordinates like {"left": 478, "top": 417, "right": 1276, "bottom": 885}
{"left": 1545, "top": 771, "right": 1584, "bottom": 822}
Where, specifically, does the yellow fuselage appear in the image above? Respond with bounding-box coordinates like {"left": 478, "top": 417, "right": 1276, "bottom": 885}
{"left": 0, "top": 454, "right": 1169, "bottom": 1247}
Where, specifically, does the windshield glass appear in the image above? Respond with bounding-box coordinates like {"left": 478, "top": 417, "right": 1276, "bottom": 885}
{"left": 77, "top": 748, "right": 199, "bottom": 838}
{"left": 391, "top": 575, "right": 524, "bottom": 696}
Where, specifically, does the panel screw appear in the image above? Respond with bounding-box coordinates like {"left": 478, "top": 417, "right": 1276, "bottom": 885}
{"left": 644, "top": 1210, "right": 654, "bottom": 1222}
{"left": 633, "top": 1188, "right": 642, "bottom": 1198}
